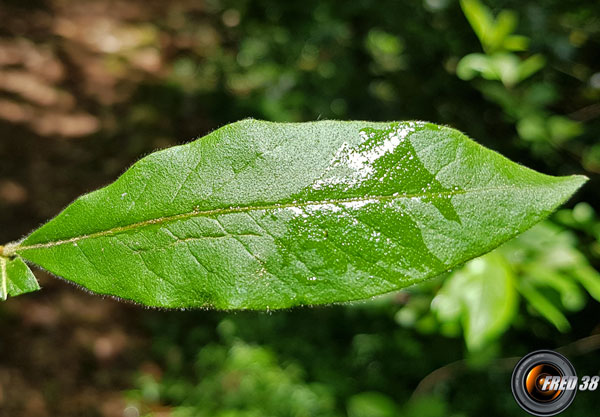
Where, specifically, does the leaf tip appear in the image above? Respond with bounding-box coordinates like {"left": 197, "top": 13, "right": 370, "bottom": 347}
{"left": 557, "top": 174, "right": 588, "bottom": 196}
{"left": 539, "top": 173, "right": 587, "bottom": 202}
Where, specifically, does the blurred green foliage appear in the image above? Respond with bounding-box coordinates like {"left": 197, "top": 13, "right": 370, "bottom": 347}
{"left": 402, "top": 218, "right": 600, "bottom": 349}
{"left": 457, "top": 0, "right": 587, "bottom": 161}
{"left": 133, "top": 341, "right": 338, "bottom": 417}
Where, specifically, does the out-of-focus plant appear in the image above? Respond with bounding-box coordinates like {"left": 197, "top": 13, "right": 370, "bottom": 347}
{"left": 395, "top": 216, "right": 600, "bottom": 352}
{"left": 129, "top": 340, "right": 338, "bottom": 417}
{"left": 457, "top": 0, "right": 543, "bottom": 87}
{"left": 555, "top": 202, "right": 600, "bottom": 257}
{"left": 127, "top": 319, "right": 464, "bottom": 417}
{"left": 456, "top": 0, "right": 585, "bottom": 159}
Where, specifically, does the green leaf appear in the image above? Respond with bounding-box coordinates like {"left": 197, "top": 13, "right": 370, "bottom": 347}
{"left": 3, "top": 120, "right": 587, "bottom": 309}
{"left": 488, "top": 10, "right": 518, "bottom": 52}
{"left": 432, "top": 252, "right": 517, "bottom": 350}
{"left": 572, "top": 265, "right": 600, "bottom": 303}
{"left": 517, "top": 54, "right": 546, "bottom": 83}
{"left": 503, "top": 35, "right": 529, "bottom": 52}
{"left": 0, "top": 256, "right": 40, "bottom": 300}
{"left": 460, "top": 0, "right": 529, "bottom": 54}
{"left": 456, "top": 53, "right": 493, "bottom": 81}
{"left": 460, "top": 0, "right": 495, "bottom": 52}
{"left": 547, "top": 115, "right": 582, "bottom": 143}
{"left": 348, "top": 392, "right": 398, "bottom": 417}
{"left": 523, "top": 265, "right": 585, "bottom": 311}
{"left": 457, "top": 52, "right": 528, "bottom": 87}
{"left": 518, "top": 280, "right": 570, "bottom": 332}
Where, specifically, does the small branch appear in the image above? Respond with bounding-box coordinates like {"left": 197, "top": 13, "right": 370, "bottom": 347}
{"left": 412, "top": 334, "right": 600, "bottom": 398}
{"left": 556, "top": 334, "right": 600, "bottom": 357}
{"left": 568, "top": 103, "right": 600, "bottom": 122}
{"left": 411, "top": 356, "right": 519, "bottom": 399}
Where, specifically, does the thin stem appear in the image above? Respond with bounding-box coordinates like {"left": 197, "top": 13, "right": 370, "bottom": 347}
{"left": 412, "top": 334, "right": 600, "bottom": 398}
{"left": 0, "top": 256, "right": 7, "bottom": 301}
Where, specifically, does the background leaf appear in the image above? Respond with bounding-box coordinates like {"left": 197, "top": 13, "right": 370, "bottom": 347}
{"left": 432, "top": 252, "right": 517, "bottom": 350}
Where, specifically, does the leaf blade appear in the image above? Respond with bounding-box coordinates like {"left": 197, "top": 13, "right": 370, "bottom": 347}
{"left": 13, "top": 120, "right": 586, "bottom": 309}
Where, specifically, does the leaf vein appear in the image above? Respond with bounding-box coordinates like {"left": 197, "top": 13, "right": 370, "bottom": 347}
{"left": 15, "top": 185, "right": 542, "bottom": 253}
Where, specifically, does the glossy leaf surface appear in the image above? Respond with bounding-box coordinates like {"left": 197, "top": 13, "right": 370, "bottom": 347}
{"left": 5, "top": 120, "right": 586, "bottom": 309}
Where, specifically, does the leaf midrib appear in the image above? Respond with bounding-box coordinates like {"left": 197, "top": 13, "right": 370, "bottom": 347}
{"left": 14, "top": 185, "right": 540, "bottom": 253}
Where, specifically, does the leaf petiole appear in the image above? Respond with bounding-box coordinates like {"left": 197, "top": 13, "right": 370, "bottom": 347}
{"left": 1, "top": 242, "right": 19, "bottom": 258}
{"left": 0, "top": 255, "right": 7, "bottom": 301}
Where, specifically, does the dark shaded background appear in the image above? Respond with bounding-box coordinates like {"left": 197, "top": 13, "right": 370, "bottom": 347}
{"left": 0, "top": 0, "right": 599, "bottom": 416}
